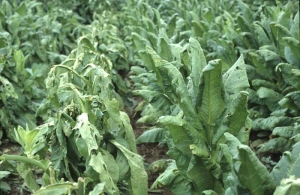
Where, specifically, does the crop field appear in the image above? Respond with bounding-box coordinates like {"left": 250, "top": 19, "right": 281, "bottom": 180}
{"left": 0, "top": 0, "right": 299, "bottom": 194}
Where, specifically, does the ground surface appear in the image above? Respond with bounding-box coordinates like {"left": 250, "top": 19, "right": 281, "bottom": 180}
{"left": 134, "top": 124, "right": 173, "bottom": 195}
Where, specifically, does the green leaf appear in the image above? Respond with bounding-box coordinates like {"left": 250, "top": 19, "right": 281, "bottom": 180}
{"left": 225, "top": 133, "right": 276, "bottom": 195}
{"left": 270, "top": 22, "right": 291, "bottom": 56}
{"left": 257, "top": 49, "right": 281, "bottom": 69}
{"left": 237, "top": 145, "right": 276, "bottom": 195}
{"left": 77, "top": 36, "right": 96, "bottom": 52}
{"left": 89, "top": 183, "right": 106, "bottom": 195}
{"left": 189, "top": 37, "right": 207, "bottom": 106}
{"left": 199, "top": 59, "right": 225, "bottom": 124}
{"left": 147, "top": 46, "right": 196, "bottom": 119}
{"left": 258, "top": 137, "right": 291, "bottom": 153}
{"left": 237, "top": 14, "right": 252, "bottom": 33}
{"left": 75, "top": 137, "right": 88, "bottom": 158}
{"left": 90, "top": 152, "right": 119, "bottom": 194}
{"left": 167, "top": 13, "right": 178, "bottom": 36}
{"left": 0, "top": 76, "right": 18, "bottom": 99}
{"left": 0, "top": 180, "right": 11, "bottom": 192}
{"left": 225, "top": 91, "right": 250, "bottom": 143}
{"left": 73, "top": 113, "right": 101, "bottom": 155}
{"left": 101, "top": 149, "right": 120, "bottom": 184}
{"left": 0, "top": 171, "right": 10, "bottom": 180}
{"left": 158, "top": 115, "right": 191, "bottom": 155}
{"left": 290, "top": 10, "right": 299, "bottom": 38}
{"left": 187, "top": 155, "right": 218, "bottom": 193}
{"left": 132, "top": 33, "right": 153, "bottom": 70}
{"left": 277, "top": 63, "right": 300, "bottom": 89}
{"left": 105, "top": 98, "right": 121, "bottom": 125}
{"left": 199, "top": 59, "right": 225, "bottom": 144}
{"left": 136, "top": 128, "right": 166, "bottom": 144}
{"left": 252, "top": 116, "right": 293, "bottom": 130}
{"left": 133, "top": 90, "right": 160, "bottom": 102}
{"left": 283, "top": 37, "right": 300, "bottom": 66}
{"left": 273, "top": 176, "right": 300, "bottom": 195}
{"left": 253, "top": 22, "right": 271, "bottom": 46}
{"left": 271, "top": 142, "right": 300, "bottom": 185}
{"left": 148, "top": 159, "right": 169, "bottom": 174}
{"left": 13, "top": 50, "right": 26, "bottom": 75}
{"left": 279, "top": 91, "right": 300, "bottom": 109}
{"left": 237, "top": 0, "right": 253, "bottom": 24}
{"left": 251, "top": 79, "right": 279, "bottom": 91}
{"left": 15, "top": 2, "right": 27, "bottom": 16}
{"left": 120, "top": 111, "right": 137, "bottom": 153}
{"left": 14, "top": 125, "right": 48, "bottom": 157}
{"left": 224, "top": 133, "right": 242, "bottom": 159}
{"left": 222, "top": 55, "right": 249, "bottom": 102}
{"left": 33, "top": 183, "right": 78, "bottom": 195}
{"left": 272, "top": 126, "right": 294, "bottom": 139}
{"left": 203, "top": 190, "right": 218, "bottom": 195}
{"left": 157, "top": 29, "right": 172, "bottom": 61}
{"left": 110, "top": 140, "right": 148, "bottom": 195}
{"left": 256, "top": 87, "right": 283, "bottom": 111}
{"left": 116, "top": 150, "right": 129, "bottom": 180}
{"left": 151, "top": 160, "right": 196, "bottom": 195}
{"left": 7, "top": 15, "right": 20, "bottom": 36}
{"left": 17, "top": 163, "right": 40, "bottom": 191}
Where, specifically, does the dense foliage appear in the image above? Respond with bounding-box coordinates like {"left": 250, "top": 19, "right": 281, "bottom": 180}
{"left": 0, "top": 0, "right": 299, "bottom": 194}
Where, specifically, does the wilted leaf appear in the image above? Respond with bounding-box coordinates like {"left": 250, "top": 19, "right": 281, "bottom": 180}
{"left": 90, "top": 152, "right": 119, "bottom": 194}
{"left": 33, "top": 183, "right": 78, "bottom": 195}
{"left": 110, "top": 140, "right": 148, "bottom": 195}
{"left": 151, "top": 160, "right": 196, "bottom": 195}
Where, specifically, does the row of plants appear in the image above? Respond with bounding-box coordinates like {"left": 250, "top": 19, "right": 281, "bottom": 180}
{"left": 0, "top": 0, "right": 82, "bottom": 142}
{"left": 126, "top": 0, "right": 300, "bottom": 194}
{"left": 0, "top": 0, "right": 145, "bottom": 194}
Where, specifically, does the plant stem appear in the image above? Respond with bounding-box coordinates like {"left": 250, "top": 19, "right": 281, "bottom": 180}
{"left": 77, "top": 177, "right": 85, "bottom": 195}
{"left": 0, "top": 154, "right": 47, "bottom": 171}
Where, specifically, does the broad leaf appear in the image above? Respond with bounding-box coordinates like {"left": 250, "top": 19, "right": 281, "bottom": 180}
{"left": 189, "top": 37, "right": 206, "bottom": 106}
{"left": 225, "top": 133, "right": 276, "bottom": 194}
{"left": 158, "top": 115, "right": 192, "bottom": 155}
{"left": 273, "top": 176, "right": 300, "bottom": 195}
{"left": 90, "top": 152, "right": 119, "bottom": 194}
{"left": 147, "top": 46, "right": 196, "bottom": 119}
{"left": 271, "top": 142, "right": 300, "bottom": 185}
{"left": 237, "top": 145, "right": 276, "bottom": 194}
{"left": 198, "top": 60, "right": 225, "bottom": 144}
{"left": 136, "top": 128, "right": 166, "bottom": 144}
{"left": 151, "top": 160, "right": 196, "bottom": 195}
{"left": 187, "top": 155, "right": 218, "bottom": 194}
{"left": 73, "top": 113, "right": 101, "bottom": 155}
{"left": 110, "top": 140, "right": 148, "bottom": 195}
{"left": 199, "top": 59, "right": 225, "bottom": 125}
{"left": 222, "top": 55, "right": 249, "bottom": 102}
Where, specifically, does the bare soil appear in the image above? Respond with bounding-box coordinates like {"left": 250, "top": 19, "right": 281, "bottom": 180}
{"left": 130, "top": 112, "right": 174, "bottom": 195}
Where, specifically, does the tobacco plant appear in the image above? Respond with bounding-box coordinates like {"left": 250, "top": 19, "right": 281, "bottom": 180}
{"left": 1, "top": 35, "right": 148, "bottom": 194}
{"left": 128, "top": 0, "right": 300, "bottom": 194}
{"left": 0, "top": 0, "right": 84, "bottom": 143}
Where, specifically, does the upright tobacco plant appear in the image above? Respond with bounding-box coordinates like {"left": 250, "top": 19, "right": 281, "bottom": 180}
{"left": 143, "top": 37, "right": 254, "bottom": 194}
{"left": 136, "top": 36, "right": 299, "bottom": 194}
